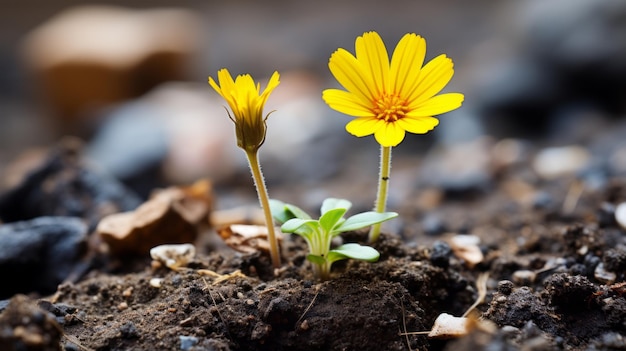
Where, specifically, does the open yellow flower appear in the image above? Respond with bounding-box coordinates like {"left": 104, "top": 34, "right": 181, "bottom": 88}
{"left": 209, "top": 69, "right": 280, "bottom": 153}
{"left": 322, "top": 31, "right": 464, "bottom": 147}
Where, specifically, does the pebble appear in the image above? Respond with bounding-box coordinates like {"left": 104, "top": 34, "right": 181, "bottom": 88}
{"left": 427, "top": 313, "right": 468, "bottom": 338}
{"left": 419, "top": 138, "right": 493, "bottom": 194}
{"left": 21, "top": 5, "right": 200, "bottom": 125}
{"left": 594, "top": 262, "right": 616, "bottom": 284}
{"left": 0, "top": 138, "right": 141, "bottom": 231}
{"left": 497, "top": 280, "right": 515, "bottom": 295}
{"left": 149, "top": 278, "right": 163, "bottom": 288}
{"left": 150, "top": 244, "right": 196, "bottom": 270}
{"left": 429, "top": 241, "right": 452, "bottom": 268}
{"left": 532, "top": 145, "right": 591, "bottom": 180}
{"left": 179, "top": 335, "right": 198, "bottom": 351}
{"left": 0, "top": 216, "right": 87, "bottom": 299}
{"left": 512, "top": 270, "right": 536, "bottom": 285}
{"left": 615, "top": 202, "right": 626, "bottom": 230}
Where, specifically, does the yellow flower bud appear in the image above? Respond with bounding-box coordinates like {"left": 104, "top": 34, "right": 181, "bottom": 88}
{"left": 209, "top": 69, "right": 280, "bottom": 153}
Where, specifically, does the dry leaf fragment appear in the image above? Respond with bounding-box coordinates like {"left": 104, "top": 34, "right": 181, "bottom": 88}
{"left": 97, "top": 179, "right": 212, "bottom": 255}
{"left": 150, "top": 243, "right": 196, "bottom": 270}
{"left": 449, "top": 234, "right": 484, "bottom": 268}
{"left": 217, "top": 224, "right": 283, "bottom": 254}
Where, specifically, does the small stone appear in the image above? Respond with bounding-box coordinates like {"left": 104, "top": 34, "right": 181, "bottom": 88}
{"left": 615, "top": 202, "right": 626, "bottom": 230}
{"left": 594, "top": 262, "right": 616, "bottom": 284}
{"left": 512, "top": 270, "right": 536, "bottom": 285}
{"left": 428, "top": 313, "right": 468, "bottom": 338}
{"left": 122, "top": 287, "right": 133, "bottom": 297}
{"left": 430, "top": 241, "right": 452, "bottom": 268}
{"left": 150, "top": 244, "right": 196, "bottom": 270}
{"left": 179, "top": 335, "right": 198, "bottom": 351}
{"left": 117, "top": 302, "right": 128, "bottom": 311}
{"left": 497, "top": 280, "right": 515, "bottom": 295}
{"left": 299, "top": 319, "right": 310, "bottom": 331}
{"left": 532, "top": 145, "right": 591, "bottom": 179}
{"left": 149, "top": 278, "right": 163, "bottom": 288}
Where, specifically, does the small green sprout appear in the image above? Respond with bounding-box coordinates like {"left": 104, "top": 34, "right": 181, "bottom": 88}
{"left": 270, "top": 198, "right": 398, "bottom": 280}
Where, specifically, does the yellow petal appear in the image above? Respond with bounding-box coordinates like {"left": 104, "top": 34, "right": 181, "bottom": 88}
{"left": 355, "top": 31, "right": 390, "bottom": 97}
{"left": 329, "top": 48, "right": 376, "bottom": 102}
{"left": 374, "top": 121, "right": 406, "bottom": 147}
{"left": 322, "top": 89, "right": 375, "bottom": 117}
{"left": 408, "top": 54, "right": 454, "bottom": 104}
{"left": 345, "top": 117, "right": 384, "bottom": 137}
{"left": 390, "top": 33, "right": 425, "bottom": 98}
{"left": 408, "top": 93, "right": 464, "bottom": 117}
{"left": 397, "top": 116, "right": 439, "bottom": 134}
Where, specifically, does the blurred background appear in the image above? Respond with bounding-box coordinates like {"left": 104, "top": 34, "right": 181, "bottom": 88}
{"left": 2, "top": 0, "right": 626, "bottom": 211}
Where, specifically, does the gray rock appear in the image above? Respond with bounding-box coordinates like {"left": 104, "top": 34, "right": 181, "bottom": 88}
{"left": 0, "top": 217, "right": 87, "bottom": 299}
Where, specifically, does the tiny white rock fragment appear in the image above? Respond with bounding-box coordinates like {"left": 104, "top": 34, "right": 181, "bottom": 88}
{"left": 532, "top": 146, "right": 590, "bottom": 180}
{"left": 615, "top": 202, "right": 626, "bottom": 230}
{"left": 150, "top": 243, "right": 196, "bottom": 270}
{"left": 594, "top": 262, "right": 616, "bottom": 284}
{"left": 512, "top": 270, "right": 536, "bottom": 285}
{"left": 449, "top": 235, "right": 484, "bottom": 268}
{"left": 150, "top": 278, "right": 163, "bottom": 288}
{"left": 428, "top": 313, "right": 469, "bottom": 338}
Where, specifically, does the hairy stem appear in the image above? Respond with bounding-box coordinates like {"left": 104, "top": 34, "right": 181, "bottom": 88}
{"left": 245, "top": 150, "right": 281, "bottom": 269}
{"left": 369, "top": 145, "right": 392, "bottom": 242}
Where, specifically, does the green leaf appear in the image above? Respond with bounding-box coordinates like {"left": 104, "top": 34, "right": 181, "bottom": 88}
{"left": 306, "top": 254, "right": 326, "bottom": 266}
{"left": 269, "top": 199, "right": 293, "bottom": 224}
{"left": 319, "top": 207, "right": 347, "bottom": 233}
{"left": 327, "top": 243, "right": 380, "bottom": 264}
{"left": 285, "top": 204, "right": 312, "bottom": 220}
{"left": 334, "top": 211, "right": 398, "bottom": 233}
{"left": 321, "top": 198, "right": 352, "bottom": 215}
{"left": 281, "top": 218, "right": 318, "bottom": 235}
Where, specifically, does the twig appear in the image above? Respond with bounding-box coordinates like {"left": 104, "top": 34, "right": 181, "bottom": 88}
{"left": 562, "top": 179, "right": 584, "bottom": 214}
{"left": 202, "top": 277, "right": 231, "bottom": 339}
{"left": 295, "top": 285, "right": 320, "bottom": 326}
{"left": 462, "top": 272, "right": 489, "bottom": 318}
{"left": 62, "top": 333, "right": 95, "bottom": 351}
{"left": 400, "top": 298, "right": 413, "bottom": 351}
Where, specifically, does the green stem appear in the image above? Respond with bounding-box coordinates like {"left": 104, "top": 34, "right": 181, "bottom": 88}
{"left": 245, "top": 150, "right": 281, "bottom": 269}
{"left": 369, "top": 145, "right": 392, "bottom": 242}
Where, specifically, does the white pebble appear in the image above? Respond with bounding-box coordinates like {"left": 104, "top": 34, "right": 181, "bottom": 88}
{"left": 428, "top": 313, "right": 468, "bottom": 338}
{"left": 149, "top": 278, "right": 163, "bottom": 288}
{"left": 594, "top": 262, "right": 616, "bottom": 284}
{"left": 615, "top": 202, "right": 626, "bottom": 230}
{"left": 150, "top": 243, "right": 196, "bottom": 270}
{"left": 532, "top": 146, "right": 590, "bottom": 179}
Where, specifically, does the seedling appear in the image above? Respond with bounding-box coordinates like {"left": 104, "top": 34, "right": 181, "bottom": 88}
{"left": 270, "top": 198, "right": 397, "bottom": 280}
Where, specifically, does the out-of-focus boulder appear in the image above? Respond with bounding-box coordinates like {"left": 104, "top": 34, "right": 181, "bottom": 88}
{"left": 21, "top": 5, "right": 201, "bottom": 135}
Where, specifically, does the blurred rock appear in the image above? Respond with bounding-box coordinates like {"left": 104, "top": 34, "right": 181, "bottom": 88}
{"left": 150, "top": 243, "right": 196, "bottom": 271}
{"left": 531, "top": 145, "right": 591, "bottom": 180}
{"left": 0, "top": 295, "right": 63, "bottom": 351}
{"left": 0, "top": 137, "right": 141, "bottom": 231}
{"left": 476, "top": 0, "right": 626, "bottom": 140}
{"left": 86, "top": 102, "right": 169, "bottom": 199}
{"left": 418, "top": 137, "right": 493, "bottom": 196}
{"left": 20, "top": 5, "right": 200, "bottom": 135}
{"left": 0, "top": 217, "right": 87, "bottom": 299}
{"left": 97, "top": 180, "right": 212, "bottom": 256}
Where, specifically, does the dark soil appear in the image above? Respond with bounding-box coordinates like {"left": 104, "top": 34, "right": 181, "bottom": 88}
{"left": 3, "top": 146, "right": 626, "bottom": 351}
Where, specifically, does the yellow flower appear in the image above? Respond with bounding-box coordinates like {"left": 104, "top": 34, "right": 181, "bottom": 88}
{"left": 209, "top": 69, "right": 280, "bottom": 153}
{"left": 322, "top": 31, "right": 464, "bottom": 147}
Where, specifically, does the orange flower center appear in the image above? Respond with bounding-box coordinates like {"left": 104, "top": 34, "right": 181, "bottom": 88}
{"left": 373, "top": 94, "right": 409, "bottom": 122}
